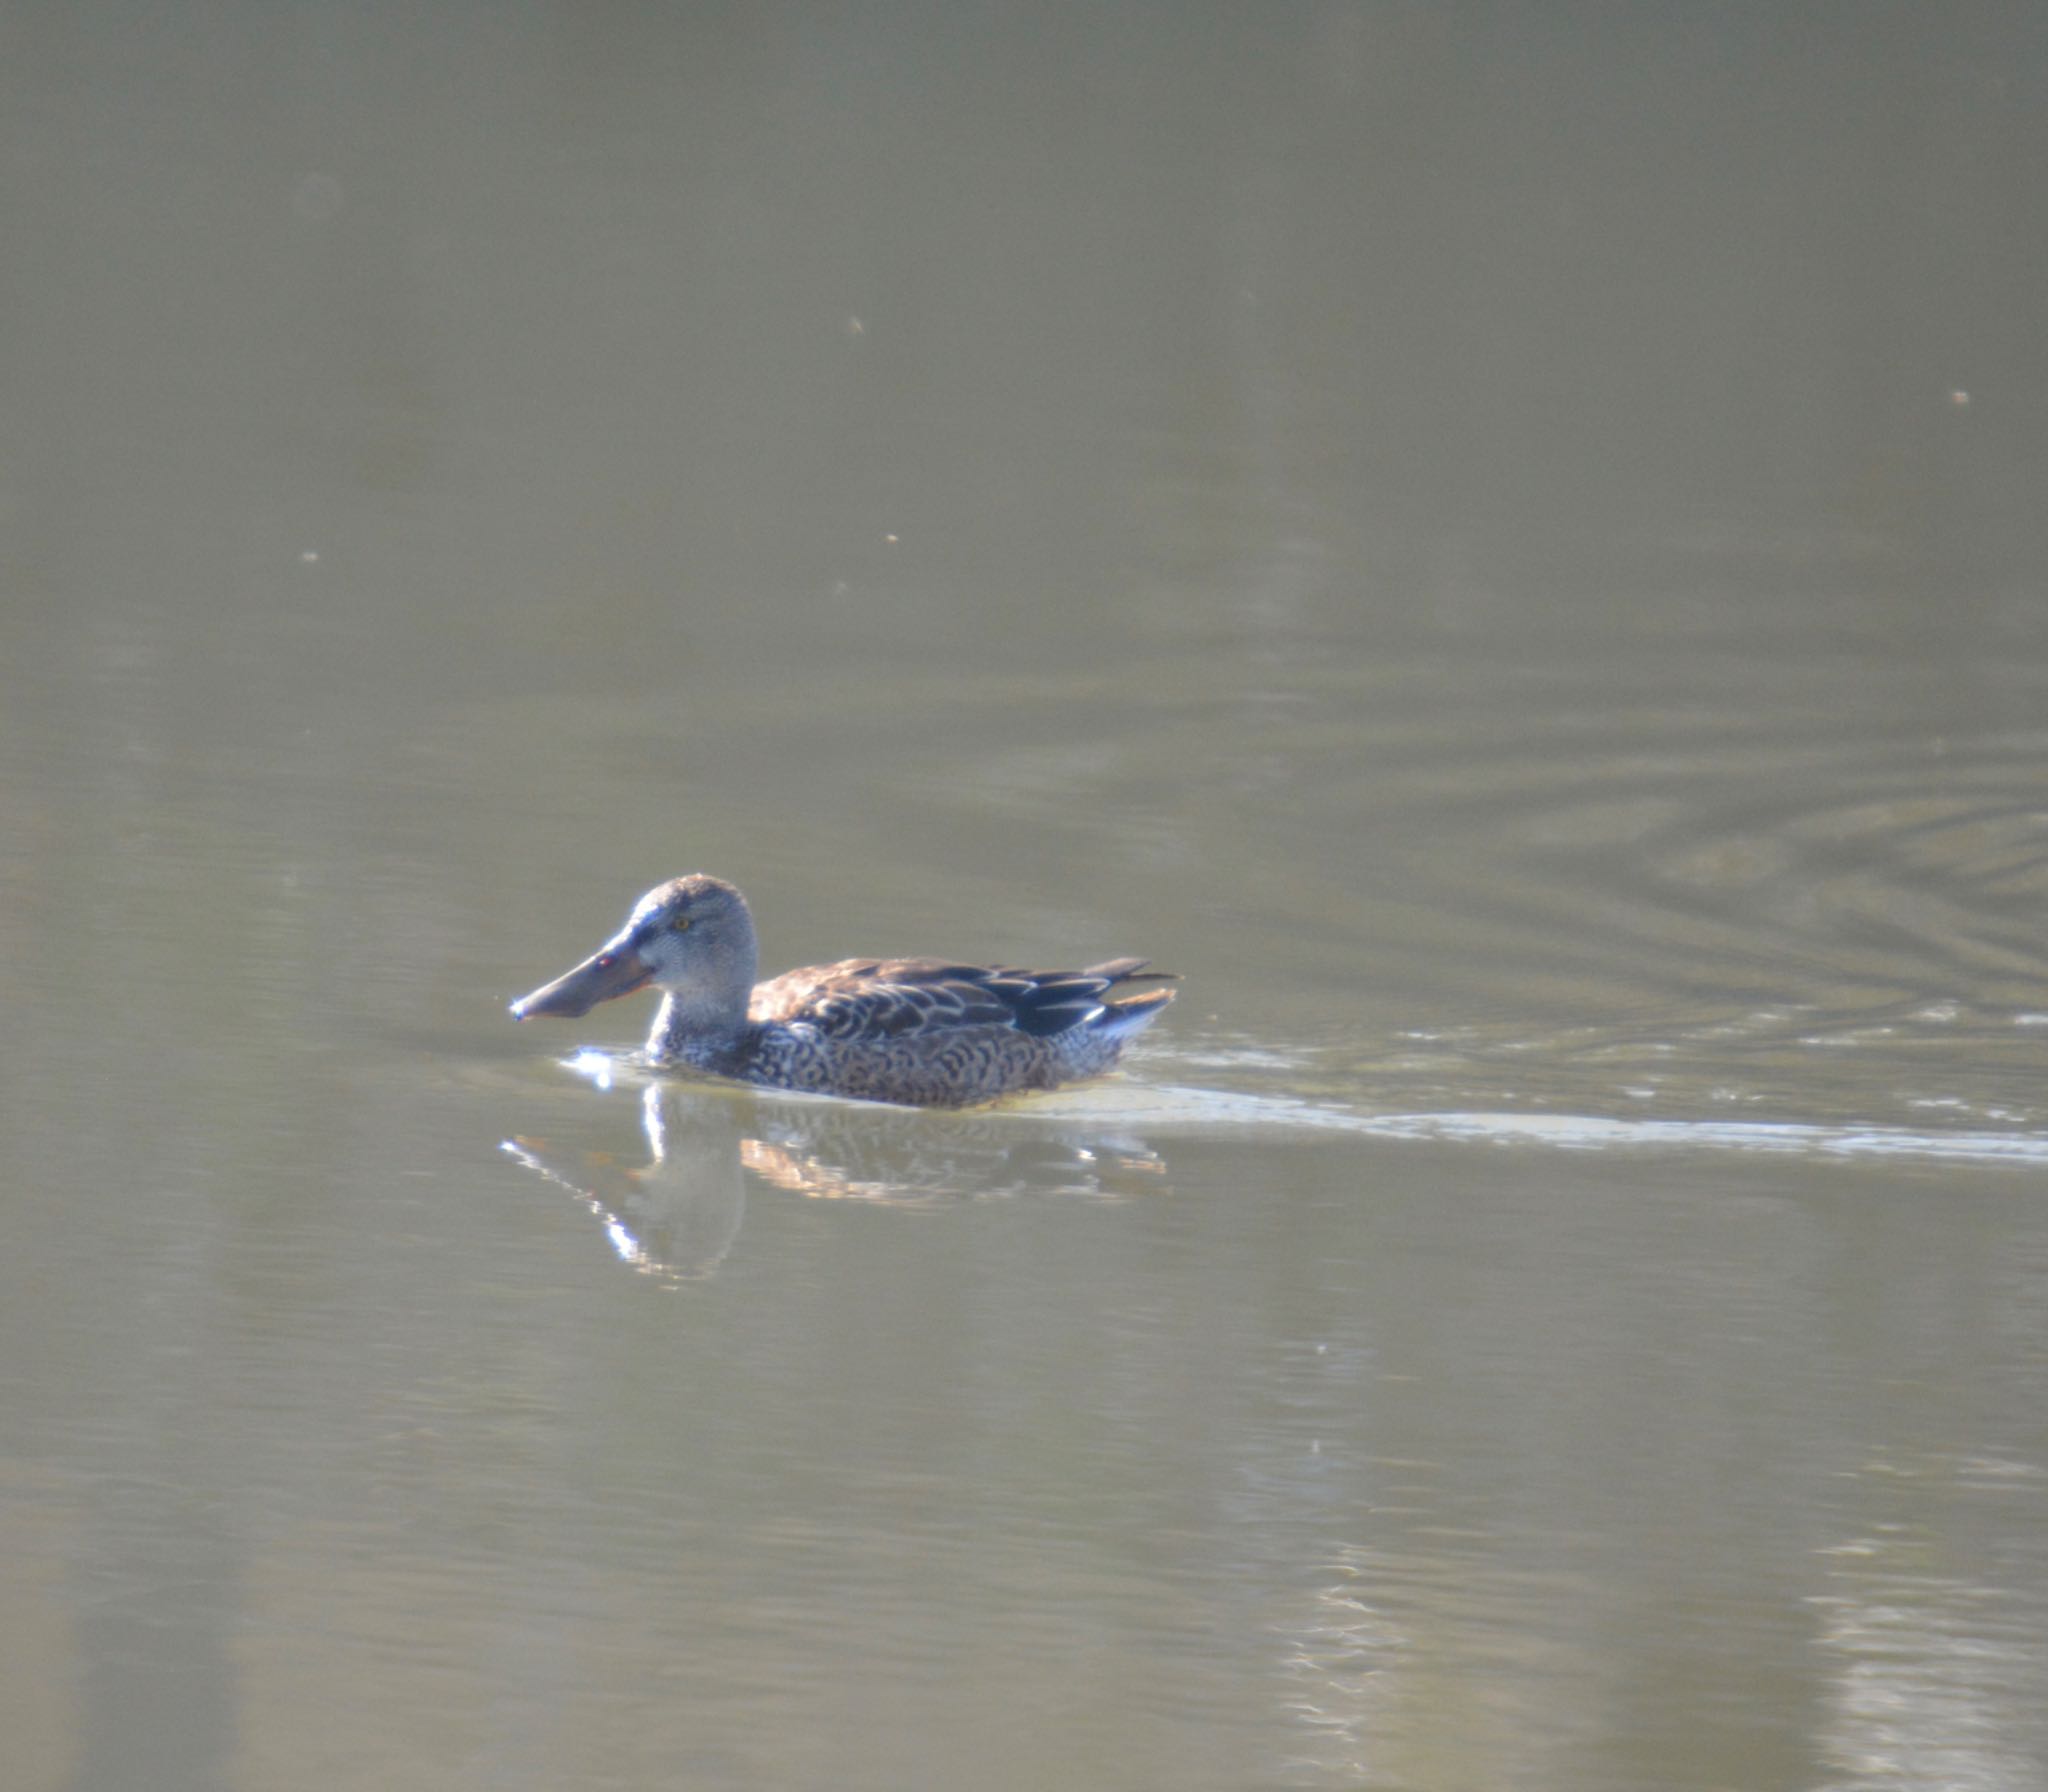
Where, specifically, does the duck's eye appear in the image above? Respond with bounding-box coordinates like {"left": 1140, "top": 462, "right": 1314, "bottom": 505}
{"left": 670, "top": 914, "right": 692, "bottom": 933}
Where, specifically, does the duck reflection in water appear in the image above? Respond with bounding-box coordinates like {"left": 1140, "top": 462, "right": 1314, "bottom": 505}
{"left": 502, "top": 1072, "right": 1170, "bottom": 1281}
{"left": 504, "top": 1082, "right": 747, "bottom": 1279}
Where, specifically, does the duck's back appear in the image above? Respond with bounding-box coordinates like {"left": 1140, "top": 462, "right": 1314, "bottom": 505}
{"left": 742, "top": 956, "right": 1175, "bottom": 1105}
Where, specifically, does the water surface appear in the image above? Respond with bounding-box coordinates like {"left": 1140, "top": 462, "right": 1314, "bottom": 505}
{"left": 5, "top": 7, "right": 2048, "bottom": 1790}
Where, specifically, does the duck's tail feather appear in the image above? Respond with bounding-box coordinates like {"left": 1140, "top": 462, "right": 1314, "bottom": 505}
{"left": 1082, "top": 957, "right": 1176, "bottom": 987}
{"left": 1092, "top": 984, "right": 1176, "bottom": 1039}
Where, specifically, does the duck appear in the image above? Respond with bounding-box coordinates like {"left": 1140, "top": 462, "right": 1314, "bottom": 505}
{"left": 510, "top": 874, "right": 1176, "bottom": 1107}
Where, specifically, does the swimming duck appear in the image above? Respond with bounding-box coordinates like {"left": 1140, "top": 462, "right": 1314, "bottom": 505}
{"left": 510, "top": 874, "right": 1176, "bottom": 1107}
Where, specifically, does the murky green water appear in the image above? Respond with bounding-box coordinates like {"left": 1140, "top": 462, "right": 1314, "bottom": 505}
{"left": 5, "top": 7, "right": 2048, "bottom": 1790}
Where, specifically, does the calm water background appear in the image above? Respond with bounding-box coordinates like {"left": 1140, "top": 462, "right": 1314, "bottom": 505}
{"left": 6, "top": 6, "right": 2048, "bottom": 1789}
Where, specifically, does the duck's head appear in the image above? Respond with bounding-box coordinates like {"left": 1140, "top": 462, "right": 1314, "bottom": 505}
{"left": 510, "top": 874, "right": 759, "bottom": 1027}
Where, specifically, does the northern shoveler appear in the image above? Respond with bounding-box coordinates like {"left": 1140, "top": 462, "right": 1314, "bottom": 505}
{"left": 510, "top": 874, "right": 1176, "bottom": 1107}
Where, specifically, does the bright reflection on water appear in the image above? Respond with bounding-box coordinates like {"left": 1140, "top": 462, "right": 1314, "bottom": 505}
{"left": 5, "top": 5, "right": 2048, "bottom": 1791}
{"left": 517, "top": 1045, "right": 2048, "bottom": 1293}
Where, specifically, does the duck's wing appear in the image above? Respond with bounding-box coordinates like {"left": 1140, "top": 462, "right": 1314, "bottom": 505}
{"left": 752, "top": 957, "right": 1176, "bottom": 1042}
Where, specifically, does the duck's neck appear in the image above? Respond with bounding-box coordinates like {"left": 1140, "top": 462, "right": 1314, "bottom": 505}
{"left": 647, "top": 980, "right": 756, "bottom": 1065}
